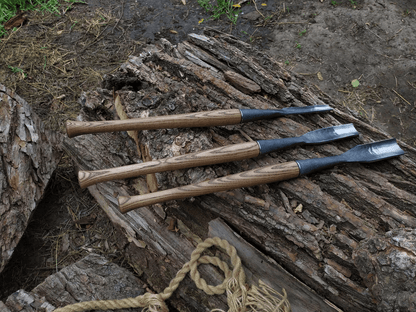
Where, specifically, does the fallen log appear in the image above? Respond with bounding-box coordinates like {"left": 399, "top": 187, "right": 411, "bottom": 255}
{"left": 0, "top": 84, "right": 61, "bottom": 274}
{"left": 3, "top": 253, "right": 146, "bottom": 312}
{"left": 62, "top": 29, "right": 416, "bottom": 312}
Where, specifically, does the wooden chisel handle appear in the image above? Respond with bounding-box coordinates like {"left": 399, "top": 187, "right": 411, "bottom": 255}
{"left": 66, "top": 109, "right": 242, "bottom": 138}
{"left": 78, "top": 142, "right": 260, "bottom": 188}
{"left": 119, "top": 161, "right": 300, "bottom": 213}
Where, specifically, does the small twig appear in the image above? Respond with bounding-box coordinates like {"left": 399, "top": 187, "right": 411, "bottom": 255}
{"left": 252, "top": 0, "right": 265, "bottom": 19}
{"left": 278, "top": 190, "right": 296, "bottom": 216}
{"left": 112, "top": 0, "right": 124, "bottom": 34}
{"left": 277, "top": 21, "right": 308, "bottom": 25}
{"left": 0, "top": 24, "right": 22, "bottom": 54}
{"left": 79, "top": 24, "right": 110, "bottom": 52}
{"left": 407, "top": 80, "right": 416, "bottom": 90}
{"left": 151, "top": 11, "right": 163, "bottom": 21}
{"left": 238, "top": 129, "right": 254, "bottom": 142}
{"left": 392, "top": 89, "right": 412, "bottom": 106}
{"left": 365, "top": 25, "right": 383, "bottom": 40}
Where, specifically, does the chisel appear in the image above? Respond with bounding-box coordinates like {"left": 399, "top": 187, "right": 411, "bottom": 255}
{"left": 78, "top": 124, "right": 358, "bottom": 188}
{"left": 66, "top": 105, "right": 332, "bottom": 138}
{"left": 118, "top": 139, "right": 404, "bottom": 213}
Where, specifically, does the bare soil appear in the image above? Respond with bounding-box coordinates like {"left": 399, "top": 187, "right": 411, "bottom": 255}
{"left": 1, "top": 0, "right": 415, "bottom": 305}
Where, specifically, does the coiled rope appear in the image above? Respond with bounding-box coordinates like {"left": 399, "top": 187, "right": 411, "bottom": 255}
{"left": 54, "top": 237, "right": 291, "bottom": 312}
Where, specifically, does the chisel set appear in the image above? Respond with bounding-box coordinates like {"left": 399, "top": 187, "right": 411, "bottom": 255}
{"left": 66, "top": 105, "right": 404, "bottom": 213}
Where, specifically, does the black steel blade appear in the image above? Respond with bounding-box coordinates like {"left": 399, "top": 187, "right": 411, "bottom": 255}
{"left": 296, "top": 139, "right": 405, "bottom": 175}
{"left": 240, "top": 105, "right": 332, "bottom": 123}
{"left": 257, "top": 124, "right": 359, "bottom": 155}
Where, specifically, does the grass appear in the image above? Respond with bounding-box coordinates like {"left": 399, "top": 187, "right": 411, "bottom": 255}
{"left": 197, "top": 0, "right": 241, "bottom": 24}
{"left": 299, "top": 29, "right": 306, "bottom": 36}
{"left": 0, "top": 0, "right": 136, "bottom": 132}
{"left": 8, "top": 65, "right": 27, "bottom": 78}
{"left": 0, "top": 0, "right": 82, "bottom": 37}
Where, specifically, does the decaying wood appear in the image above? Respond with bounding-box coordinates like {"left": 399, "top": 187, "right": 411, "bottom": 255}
{"left": 3, "top": 290, "right": 55, "bottom": 312}
{"left": 62, "top": 29, "right": 416, "bottom": 312}
{"left": 208, "top": 218, "right": 339, "bottom": 312}
{"left": 0, "top": 84, "right": 61, "bottom": 274}
{"left": 3, "top": 253, "right": 146, "bottom": 311}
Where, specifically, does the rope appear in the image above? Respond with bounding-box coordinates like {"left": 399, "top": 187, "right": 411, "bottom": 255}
{"left": 54, "top": 237, "right": 291, "bottom": 312}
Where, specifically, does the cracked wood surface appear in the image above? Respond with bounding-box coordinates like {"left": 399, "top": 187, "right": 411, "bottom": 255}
{"left": 62, "top": 29, "right": 416, "bottom": 312}
{"left": 3, "top": 253, "right": 146, "bottom": 312}
{"left": 0, "top": 84, "right": 61, "bottom": 275}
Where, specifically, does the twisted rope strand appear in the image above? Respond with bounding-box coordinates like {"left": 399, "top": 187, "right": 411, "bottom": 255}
{"left": 54, "top": 237, "right": 290, "bottom": 312}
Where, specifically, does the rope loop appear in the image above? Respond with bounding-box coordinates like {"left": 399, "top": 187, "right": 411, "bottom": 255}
{"left": 54, "top": 237, "right": 291, "bottom": 312}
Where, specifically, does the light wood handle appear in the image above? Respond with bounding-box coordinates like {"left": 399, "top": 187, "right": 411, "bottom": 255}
{"left": 66, "top": 109, "right": 242, "bottom": 138}
{"left": 78, "top": 142, "right": 260, "bottom": 188}
{"left": 119, "top": 161, "right": 300, "bottom": 213}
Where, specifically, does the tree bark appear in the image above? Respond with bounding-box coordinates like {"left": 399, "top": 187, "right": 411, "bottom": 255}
{"left": 3, "top": 253, "right": 146, "bottom": 312}
{"left": 0, "top": 84, "right": 61, "bottom": 274}
{"left": 62, "top": 29, "right": 416, "bottom": 312}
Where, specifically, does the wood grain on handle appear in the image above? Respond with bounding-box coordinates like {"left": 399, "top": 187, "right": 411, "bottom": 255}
{"left": 119, "top": 161, "right": 300, "bottom": 213}
{"left": 78, "top": 142, "right": 260, "bottom": 188}
{"left": 66, "top": 109, "right": 242, "bottom": 138}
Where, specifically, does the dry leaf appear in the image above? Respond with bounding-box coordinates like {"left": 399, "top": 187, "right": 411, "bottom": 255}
{"left": 317, "top": 72, "right": 323, "bottom": 80}
{"left": 4, "top": 12, "right": 27, "bottom": 30}
{"left": 167, "top": 217, "right": 177, "bottom": 231}
{"left": 294, "top": 204, "right": 303, "bottom": 213}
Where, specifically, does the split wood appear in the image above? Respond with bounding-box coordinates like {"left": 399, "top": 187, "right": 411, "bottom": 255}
{"left": 54, "top": 237, "right": 291, "bottom": 312}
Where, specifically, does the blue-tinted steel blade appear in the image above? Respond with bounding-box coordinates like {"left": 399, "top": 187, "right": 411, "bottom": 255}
{"left": 257, "top": 124, "right": 359, "bottom": 155}
{"left": 296, "top": 139, "right": 404, "bottom": 176}
{"left": 240, "top": 105, "right": 332, "bottom": 123}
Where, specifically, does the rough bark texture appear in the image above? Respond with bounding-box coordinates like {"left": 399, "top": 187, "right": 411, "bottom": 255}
{"left": 62, "top": 29, "right": 416, "bottom": 312}
{"left": 0, "top": 84, "right": 61, "bottom": 274}
{"left": 4, "top": 253, "right": 145, "bottom": 312}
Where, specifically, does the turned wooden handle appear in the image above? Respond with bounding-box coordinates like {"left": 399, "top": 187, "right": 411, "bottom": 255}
{"left": 119, "top": 161, "right": 300, "bottom": 213}
{"left": 66, "top": 109, "right": 242, "bottom": 138}
{"left": 78, "top": 142, "right": 260, "bottom": 188}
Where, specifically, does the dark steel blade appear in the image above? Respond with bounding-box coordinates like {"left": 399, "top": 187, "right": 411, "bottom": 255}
{"left": 240, "top": 105, "right": 332, "bottom": 123}
{"left": 341, "top": 138, "right": 405, "bottom": 163}
{"left": 296, "top": 139, "right": 405, "bottom": 175}
{"left": 257, "top": 124, "right": 359, "bottom": 155}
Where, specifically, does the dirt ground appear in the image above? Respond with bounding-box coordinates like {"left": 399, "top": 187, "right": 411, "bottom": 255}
{"left": 1, "top": 0, "right": 415, "bottom": 304}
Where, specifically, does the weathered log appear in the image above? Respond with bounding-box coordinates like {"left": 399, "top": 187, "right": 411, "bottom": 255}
{"left": 3, "top": 290, "right": 55, "bottom": 312}
{"left": 3, "top": 253, "right": 146, "bottom": 312}
{"left": 208, "top": 218, "right": 338, "bottom": 312}
{"left": 0, "top": 84, "right": 61, "bottom": 274}
{"left": 62, "top": 29, "right": 416, "bottom": 312}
